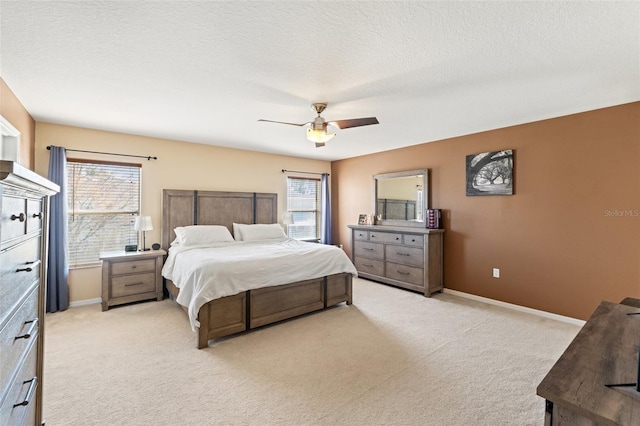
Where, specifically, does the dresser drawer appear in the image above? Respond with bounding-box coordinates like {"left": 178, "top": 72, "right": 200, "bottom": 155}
{"left": 403, "top": 234, "right": 424, "bottom": 247}
{"left": 111, "top": 272, "right": 156, "bottom": 298}
{"left": 0, "top": 286, "right": 39, "bottom": 401}
{"left": 369, "top": 231, "right": 402, "bottom": 244}
{"left": 1, "top": 195, "right": 27, "bottom": 243}
{"left": 0, "top": 335, "right": 38, "bottom": 426}
{"left": 385, "top": 245, "right": 424, "bottom": 267}
{"left": 353, "top": 230, "right": 369, "bottom": 241}
{"left": 26, "top": 198, "right": 44, "bottom": 235}
{"left": 0, "top": 237, "right": 41, "bottom": 327}
{"left": 354, "top": 257, "right": 384, "bottom": 276}
{"left": 386, "top": 262, "right": 424, "bottom": 287}
{"left": 111, "top": 258, "right": 156, "bottom": 275}
{"left": 354, "top": 241, "right": 384, "bottom": 260}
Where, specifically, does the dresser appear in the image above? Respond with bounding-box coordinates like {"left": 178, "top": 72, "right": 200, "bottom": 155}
{"left": 537, "top": 301, "right": 640, "bottom": 425}
{"left": 349, "top": 225, "right": 444, "bottom": 296}
{"left": 0, "top": 161, "right": 59, "bottom": 426}
{"left": 100, "top": 249, "right": 166, "bottom": 311}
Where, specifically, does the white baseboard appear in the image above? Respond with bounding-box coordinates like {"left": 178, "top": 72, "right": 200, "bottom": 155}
{"left": 68, "top": 290, "right": 585, "bottom": 327}
{"left": 69, "top": 298, "right": 101, "bottom": 308}
{"left": 443, "top": 288, "right": 586, "bottom": 327}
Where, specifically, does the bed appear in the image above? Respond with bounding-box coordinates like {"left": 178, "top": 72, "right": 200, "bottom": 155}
{"left": 161, "top": 189, "right": 356, "bottom": 348}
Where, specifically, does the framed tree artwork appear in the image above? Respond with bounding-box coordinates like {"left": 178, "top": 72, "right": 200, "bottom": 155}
{"left": 466, "top": 149, "right": 514, "bottom": 196}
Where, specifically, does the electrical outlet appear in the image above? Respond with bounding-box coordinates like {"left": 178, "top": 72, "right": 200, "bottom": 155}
{"left": 492, "top": 268, "right": 500, "bottom": 278}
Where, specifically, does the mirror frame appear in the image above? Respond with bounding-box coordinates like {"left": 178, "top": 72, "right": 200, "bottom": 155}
{"left": 373, "top": 169, "right": 429, "bottom": 228}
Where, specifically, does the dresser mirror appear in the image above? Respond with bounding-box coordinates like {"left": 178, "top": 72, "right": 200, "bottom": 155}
{"left": 373, "top": 169, "right": 428, "bottom": 228}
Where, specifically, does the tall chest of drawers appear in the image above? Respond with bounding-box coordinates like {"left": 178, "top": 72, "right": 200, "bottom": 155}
{"left": 0, "top": 161, "right": 59, "bottom": 425}
{"left": 349, "top": 225, "right": 444, "bottom": 296}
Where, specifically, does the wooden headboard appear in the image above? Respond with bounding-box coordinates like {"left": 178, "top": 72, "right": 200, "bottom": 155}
{"left": 161, "top": 189, "right": 278, "bottom": 249}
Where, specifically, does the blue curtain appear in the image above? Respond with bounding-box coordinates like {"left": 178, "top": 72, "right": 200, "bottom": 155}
{"left": 320, "top": 173, "right": 332, "bottom": 245}
{"left": 47, "top": 146, "right": 69, "bottom": 312}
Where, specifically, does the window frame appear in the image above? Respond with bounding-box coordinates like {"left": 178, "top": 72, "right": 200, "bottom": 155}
{"left": 66, "top": 158, "right": 142, "bottom": 268}
{"left": 286, "top": 176, "right": 321, "bottom": 242}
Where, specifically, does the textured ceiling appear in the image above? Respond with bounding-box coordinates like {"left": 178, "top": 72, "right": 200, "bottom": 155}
{"left": 1, "top": 1, "right": 638, "bottom": 161}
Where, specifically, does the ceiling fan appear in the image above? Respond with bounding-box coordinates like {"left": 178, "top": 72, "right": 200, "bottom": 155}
{"left": 258, "top": 103, "right": 379, "bottom": 147}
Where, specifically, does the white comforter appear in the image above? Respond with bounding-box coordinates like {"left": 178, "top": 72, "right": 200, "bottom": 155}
{"left": 162, "top": 238, "right": 357, "bottom": 330}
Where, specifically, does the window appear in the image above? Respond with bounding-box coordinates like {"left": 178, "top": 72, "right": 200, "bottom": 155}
{"left": 67, "top": 159, "right": 141, "bottom": 266}
{"left": 286, "top": 177, "right": 321, "bottom": 241}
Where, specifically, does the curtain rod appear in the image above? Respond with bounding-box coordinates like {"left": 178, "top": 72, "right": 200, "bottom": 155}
{"left": 281, "top": 169, "right": 328, "bottom": 176}
{"left": 47, "top": 146, "right": 157, "bottom": 161}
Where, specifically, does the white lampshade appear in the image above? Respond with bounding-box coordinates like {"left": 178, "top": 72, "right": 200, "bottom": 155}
{"left": 306, "top": 128, "right": 335, "bottom": 143}
{"left": 282, "top": 212, "right": 294, "bottom": 225}
{"left": 134, "top": 216, "right": 153, "bottom": 232}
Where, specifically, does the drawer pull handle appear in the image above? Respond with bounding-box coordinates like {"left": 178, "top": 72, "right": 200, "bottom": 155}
{"left": 397, "top": 253, "right": 411, "bottom": 256}
{"left": 370, "top": 235, "right": 375, "bottom": 238}
{"left": 363, "top": 247, "right": 374, "bottom": 251}
{"left": 363, "top": 263, "right": 374, "bottom": 267}
{"left": 395, "top": 237, "right": 399, "bottom": 240}
{"left": 11, "top": 213, "right": 26, "bottom": 222}
{"left": 13, "top": 377, "right": 37, "bottom": 408}
{"left": 15, "top": 319, "right": 38, "bottom": 340}
{"left": 411, "top": 239, "right": 416, "bottom": 242}
{"left": 125, "top": 282, "right": 144, "bottom": 287}
{"left": 131, "top": 265, "right": 137, "bottom": 269}
{"left": 32, "top": 212, "right": 43, "bottom": 219}
{"left": 397, "top": 270, "right": 410, "bottom": 276}
{"left": 16, "top": 260, "right": 40, "bottom": 273}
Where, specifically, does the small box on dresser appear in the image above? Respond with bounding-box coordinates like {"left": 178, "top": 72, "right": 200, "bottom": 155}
{"left": 0, "top": 161, "right": 59, "bottom": 426}
{"left": 100, "top": 249, "right": 167, "bottom": 311}
{"left": 348, "top": 224, "right": 444, "bottom": 296}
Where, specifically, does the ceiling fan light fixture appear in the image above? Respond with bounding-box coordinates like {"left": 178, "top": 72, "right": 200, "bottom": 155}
{"left": 306, "top": 128, "right": 335, "bottom": 143}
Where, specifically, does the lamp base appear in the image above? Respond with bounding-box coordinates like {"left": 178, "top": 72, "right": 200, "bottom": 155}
{"left": 138, "top": 248, "right": 150, "bottom": 252}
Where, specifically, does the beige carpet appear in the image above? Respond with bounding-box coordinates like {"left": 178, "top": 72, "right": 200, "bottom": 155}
{"left": 43, "top": 278, "right": 579, "bottom": 425}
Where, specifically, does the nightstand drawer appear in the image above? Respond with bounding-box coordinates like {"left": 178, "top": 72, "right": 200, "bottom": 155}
{"left": 111, "top": 258, "right": 156, "bottom": 275}
{"left": 111, "top": 273, "right": 156, "bottom": 298}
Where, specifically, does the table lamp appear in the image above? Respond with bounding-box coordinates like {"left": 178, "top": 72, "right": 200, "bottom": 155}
{"left": 134, "top": 216, "right": 153, "bottom": 251}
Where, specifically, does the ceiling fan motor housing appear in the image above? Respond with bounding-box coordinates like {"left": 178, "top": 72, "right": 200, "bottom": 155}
{"left": 311, "top": 116, "right": 327, "bottom": 130}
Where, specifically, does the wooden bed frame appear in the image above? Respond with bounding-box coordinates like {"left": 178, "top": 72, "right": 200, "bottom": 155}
{"left": 162, "top": 189, "right": 353, "bottom": 348}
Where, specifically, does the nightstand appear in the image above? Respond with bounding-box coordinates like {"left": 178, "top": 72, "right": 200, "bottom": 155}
{"left": 99, "top": 249, "right": 167, "bottom": 311}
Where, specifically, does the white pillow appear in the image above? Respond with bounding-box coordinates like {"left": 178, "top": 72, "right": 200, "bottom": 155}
{"left": 233, "top": 223, "right": 286, "bottom": 241}
{"left": 174, "top": 225, "right": 234, "bottom": 246}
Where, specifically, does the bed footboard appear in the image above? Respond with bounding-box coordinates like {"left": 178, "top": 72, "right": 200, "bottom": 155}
{"left": 198, "top": 293, "right": 247, "bottom": 348}
{"left": 169, "top": 273, "right": 353, "bottom": 349}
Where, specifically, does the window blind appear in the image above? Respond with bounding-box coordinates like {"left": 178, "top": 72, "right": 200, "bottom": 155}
{"left": 286, "top": 177, "right": 321, "bottom": 240}
{"left": 67, "top": 160, "right": 141, "bottom": 265}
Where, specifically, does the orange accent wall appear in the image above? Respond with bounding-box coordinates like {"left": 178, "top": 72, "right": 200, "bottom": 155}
{"left": 0, "top": 77, "right": 35, "bottom": 169}
{"left": 332, "top": 102, "right": 640, "bottom": 320}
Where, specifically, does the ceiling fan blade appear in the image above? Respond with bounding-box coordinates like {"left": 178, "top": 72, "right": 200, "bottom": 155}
{"left": 315, "top": 142, "right": 325, "bottom": 148}
{"left": 330, "top": 117, "right": 379, "bottom": 129}
{"left": 258, "top": 119, "right": 309, "bottom": 127}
